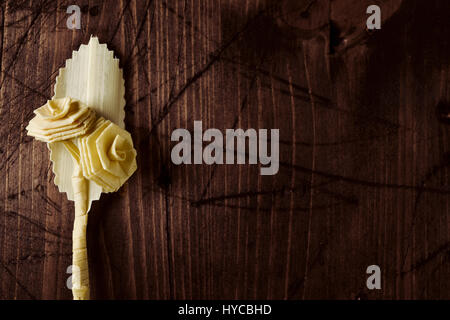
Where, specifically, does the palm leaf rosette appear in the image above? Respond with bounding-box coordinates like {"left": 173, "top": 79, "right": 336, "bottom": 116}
{"left": 26, "top": 37, "right": 137, "bottom": 300}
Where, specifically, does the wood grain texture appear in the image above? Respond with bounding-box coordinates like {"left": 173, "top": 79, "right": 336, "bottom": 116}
{"left": 0, "top": 0, "right": 449, "bottom": 299}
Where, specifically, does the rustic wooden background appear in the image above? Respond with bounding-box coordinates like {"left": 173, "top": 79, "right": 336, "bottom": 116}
{"left": 0, "top": 0, "right": 449, "bottom": 300}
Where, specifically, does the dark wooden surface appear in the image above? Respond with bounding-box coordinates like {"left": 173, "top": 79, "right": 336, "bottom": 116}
{"left": 0, "top": 0, "right": 449, "bottom": 300}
